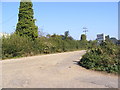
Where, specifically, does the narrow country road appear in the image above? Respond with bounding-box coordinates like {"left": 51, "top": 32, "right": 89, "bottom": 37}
{"left": 2, "top": 50, "right": 118, "bottom": 88}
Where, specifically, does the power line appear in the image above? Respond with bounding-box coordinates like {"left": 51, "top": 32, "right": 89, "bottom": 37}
{"left": 1, "top": 13, "right": 18, "bottom": 24}
{"left": 83, "top": 27, "right": 88, "bottom": 35}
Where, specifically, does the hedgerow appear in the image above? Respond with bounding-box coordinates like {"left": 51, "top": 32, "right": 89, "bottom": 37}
{"left": 2, "top": 34, "right": 88, "bottom": 59}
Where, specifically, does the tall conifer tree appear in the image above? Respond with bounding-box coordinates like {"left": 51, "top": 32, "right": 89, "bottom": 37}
{"left": 16, "top": 0, "right": 38, "bottom": 39}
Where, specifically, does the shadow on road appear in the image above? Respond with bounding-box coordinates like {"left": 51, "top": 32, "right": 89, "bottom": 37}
{"left": 73, "top": 60, "right": 80, "bottom": 65}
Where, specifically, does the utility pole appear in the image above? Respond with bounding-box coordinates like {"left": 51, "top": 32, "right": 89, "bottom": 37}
{"left": 83, "top": 27, "right": 88, "bottom": 35}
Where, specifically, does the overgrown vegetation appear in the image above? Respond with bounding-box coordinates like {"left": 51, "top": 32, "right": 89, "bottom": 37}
{"left": 79, "top": 41, "right": 119, "bottom": 74}
{"left": 2, "top": 0, "right": 90, "bottom": 59}
{"left": 2, "top": 33, "right": 88, "bottom": 59}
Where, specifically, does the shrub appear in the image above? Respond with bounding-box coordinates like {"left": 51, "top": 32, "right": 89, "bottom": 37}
{"left": 2, "top": 33, "right": 89, "bottom": 59}
{"left": 2, "top": 34, "right": 34, "bottom": 59}
{"left": 79, "top": 41, "right": 119, "bottom": 74}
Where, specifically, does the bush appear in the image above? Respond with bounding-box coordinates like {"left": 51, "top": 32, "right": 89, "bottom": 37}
{"left": 79, "top": 41, "right": 119, "bottom": 74}
{"left": 2, "top": 34, "right": 34, "bottom": 59}
{"left": 2, "top": 33, "right": 88, "bottom": 59}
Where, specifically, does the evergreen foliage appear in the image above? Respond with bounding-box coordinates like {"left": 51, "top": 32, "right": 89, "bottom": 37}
{"left": 64, "top": 31, "right": 69, "bottom": 40}
{"left": 79, "top": 34, "right": 88, "bottom": 49}
{"left": 80, "top": 34, "right": 87, "bottom": 41}
{"left": 79, "top": 41, "right": 119, "bottom": 74}
{"left": 16, "top": 0, "right": 38, "bottom": 40}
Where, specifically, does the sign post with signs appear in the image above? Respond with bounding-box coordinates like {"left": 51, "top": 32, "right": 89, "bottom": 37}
{"left": 97, "top": 33, "right": 105, "bottom": 44}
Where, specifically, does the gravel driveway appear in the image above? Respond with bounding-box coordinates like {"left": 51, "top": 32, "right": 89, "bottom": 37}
{"left": 2, "top": 50, "right": 118, "bottom": 88}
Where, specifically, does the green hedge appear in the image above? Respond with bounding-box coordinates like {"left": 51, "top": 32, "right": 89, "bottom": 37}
{"left": 2, "top": 34, "right": 88, "bottom": 59}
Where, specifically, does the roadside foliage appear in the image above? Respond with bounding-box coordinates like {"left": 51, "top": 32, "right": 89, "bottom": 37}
{"left": 79, "top": 41, "right": 119, "bottom": 74}
{"left": 2, "top": 33, "right": 88, "bottom": 59}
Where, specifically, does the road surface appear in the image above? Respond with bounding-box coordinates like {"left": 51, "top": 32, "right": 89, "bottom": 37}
{"left": 2, "top": 50, "right": 118, "bottom": 88}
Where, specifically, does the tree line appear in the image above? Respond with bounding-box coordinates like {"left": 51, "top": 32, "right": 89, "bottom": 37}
{"left": 2, "top": 31, "right": 94, "bottom": 59}
{"left": 2, "top": 0, "right": 96, "bottom": 59}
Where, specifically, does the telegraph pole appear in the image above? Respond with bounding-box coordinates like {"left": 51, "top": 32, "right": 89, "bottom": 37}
{"left": 83, "top": 27, "right": 88, "bottom": 35}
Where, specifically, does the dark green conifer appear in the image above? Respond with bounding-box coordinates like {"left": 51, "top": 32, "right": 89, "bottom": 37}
{"left": 16, "top": 0, "right": 38, "bottom": 40}
{"left": 80, "top": 34, "right": 87, "bottom": 41}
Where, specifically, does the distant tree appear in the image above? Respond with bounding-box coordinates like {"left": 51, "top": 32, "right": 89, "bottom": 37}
{"left": 105, "top": 35, "right": 110, "bottom": 42}
{"left": 51, "top": 34, "right": 57, "bottom": 38}
{"left": 16, "top": 0, "right": 38, "bottom": 40}
{"left": 80, "top": 34, "right": 87, "bottom": 41}
{"left": 110, "top": 37, "right": 118, "bottom": 44}
{"left": 46, "top": 34, "right": 51, "bottom": 38}
{"left": 79, "top": 34, "right": 88, "bottom": 49}
{"left": 64, "top": 31, "right": 69, "bottom": 39}
{"left": 68, "top": 36, "right": 74, "bottom": 40}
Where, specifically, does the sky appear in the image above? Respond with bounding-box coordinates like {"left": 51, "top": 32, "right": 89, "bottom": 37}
{"left": 1, "top": 2, "right": 118, "bottom": 40}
